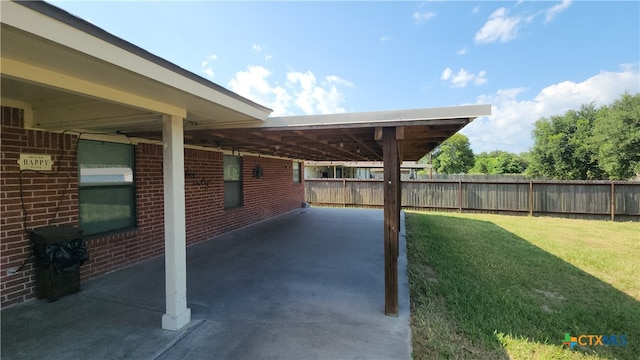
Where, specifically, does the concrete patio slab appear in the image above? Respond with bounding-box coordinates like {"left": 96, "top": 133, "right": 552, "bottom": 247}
{"left": 1, "top": 207, "right": 411, "bottom": 360}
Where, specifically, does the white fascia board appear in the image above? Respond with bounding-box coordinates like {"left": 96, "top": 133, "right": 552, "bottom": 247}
{"left": 1, "top": 1, "right": 270, "bottom": 120}
{"left": 217, "top": 104, "right": 491, "bottom": 129}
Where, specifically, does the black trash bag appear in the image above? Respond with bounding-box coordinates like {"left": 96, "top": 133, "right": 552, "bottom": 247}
{"left": 31, "top": 239, "right": 50, "bottom": 265}
{"left": 50, "top": 238, "right": 89, "bottom": 273}
{"left": 33, "top": 238, "right": 89, "bottom": 273}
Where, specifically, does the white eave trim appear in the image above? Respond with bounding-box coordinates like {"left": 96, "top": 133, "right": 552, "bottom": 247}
{"left": 215, "top": 104, "right": 492, "bottom": 129}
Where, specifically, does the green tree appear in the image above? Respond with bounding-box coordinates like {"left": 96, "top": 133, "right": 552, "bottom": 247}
{"left": 432, "top": 133, "right": 474, "bottom": 174}
{"left": 593, "top": 93, "right": 640, "bottom": 179}
{"left": 526, "top": 103, "right": 604, "bottom": 180}
{"left": 469, "top": 152, "right": 493, "bottom": 174}
{"left": 495, "top": 151, "right": 526, "bottom": 174}
{"left": 518, "top": 152, "right": 531, "bottom": 170}
{"left": 470, "top": 151, "right": 527, "bottom": 175}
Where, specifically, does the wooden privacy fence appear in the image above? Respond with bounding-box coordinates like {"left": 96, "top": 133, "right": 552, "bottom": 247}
{"left": 304, "top": 179, "right": 640, "bottom": 220}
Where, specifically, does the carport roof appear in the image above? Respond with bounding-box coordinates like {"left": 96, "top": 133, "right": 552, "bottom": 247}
{"left": 1, "top": 1, "right": 490, "bottom": 162}
{"left": 167, "top": 105, "right": 487, "bottom": 161}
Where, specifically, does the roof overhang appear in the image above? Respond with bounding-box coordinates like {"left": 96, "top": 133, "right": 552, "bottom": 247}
{"left": 1, "top": 0, "right": 271, "bottom": 132}
{"left": 128, "top": 104, "right": 489, "bottom": 161}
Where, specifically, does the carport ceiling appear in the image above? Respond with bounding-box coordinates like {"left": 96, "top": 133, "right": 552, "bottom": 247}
{"left": 127, "top": 106, "right": 483, "bottom": 162}
{"left": 184, "top": 122, "right": 468, "bottom": 162}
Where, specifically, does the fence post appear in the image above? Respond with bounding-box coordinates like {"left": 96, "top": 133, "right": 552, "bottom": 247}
{"left": 343, "top": 178, "right": 347, "bottom": 207}
{"left": 529, "top": 181, "right": 534, "bottom": 217}
{"left": 611, "top": 182, "right": 615, "bottom": 221}
{"left": 458, "top": 180, "right": 462, "bottom": 213}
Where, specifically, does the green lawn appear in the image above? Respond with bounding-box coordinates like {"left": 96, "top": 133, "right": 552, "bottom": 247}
{"left": 405, "top": 212, "right": 640, "bottom": 360}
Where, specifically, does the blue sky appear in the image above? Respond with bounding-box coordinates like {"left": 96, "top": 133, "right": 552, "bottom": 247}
{"left": 50, "top": 1, "right": 639, "bottom": 154}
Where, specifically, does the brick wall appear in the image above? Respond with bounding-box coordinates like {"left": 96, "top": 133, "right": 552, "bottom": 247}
{"left": 1, "top": 107, "right": 79, "bottom": 306}
{"left": 183, "top": 150, "right": 305, "bottom": 244}
{"left": 1, "top": 107, "right": 304, "bottom": 307}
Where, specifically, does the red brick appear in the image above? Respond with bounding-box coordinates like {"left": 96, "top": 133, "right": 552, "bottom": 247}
{"left": 1, "top": 106, "right": 303, "bottom": 308}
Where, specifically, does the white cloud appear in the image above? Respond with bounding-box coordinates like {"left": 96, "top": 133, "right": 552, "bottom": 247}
{"left": 544, "top": 0, "right": 571, "bottom": 23}
{"left": 286, "top": 71, "right": 317, "bottom": 114}
{"left": 380, "top": 35, "right": 391, "bottom": 43}
{"left": 201, "top": 60, "right": 215, "bottom": 79}
{"left": 200, "top": 54, "right": 218, "bottom": 79}
{"left": 414, "top": 11, "right": 435, "bottom": 24}
{"left": 475, "top": 1, "right": 572, "bottom": 45}
{"left": 326, "top": 75, "right": 355, "bottom": 88}
{"left": 472, "top": 5, "right": 480, "bottom": 14}
{"left": 474, "top": 71, "right": 488, "bottom": 86}
{"left": 475, "top": 7, "right": 520, "bottom": 44}
{"left": 451, "top": 70, "right": 475, "bottom": 88}
{"left": 228, "top": 66, "right": 353, "bottom": 116}
{"left": 457, "top": 46, "right": 469, "bottom": 55}
{"left": 462, "top": 66, "right": 640, "bottom": 153}
{"left": 203, "top": 68, "right": 214, "bottom": 78}
{"left": 251, "top": 44, "right": 272, "bottom": 61}
{"left": 228, "top": 66, "right": 291, "bottom": 116}
{"left": 285, "top": 72, "right": 350, "bottom": 115}
{"left": 441, "top": 67, "right": 453, "bottom": 81}
{"left": 441, "top": 68, "right": 487, "bottom": 88}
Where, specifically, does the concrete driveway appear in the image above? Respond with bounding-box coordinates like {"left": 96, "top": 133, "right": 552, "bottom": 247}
{"left": 1, "top": 207, "right": 411, "bottom": 360}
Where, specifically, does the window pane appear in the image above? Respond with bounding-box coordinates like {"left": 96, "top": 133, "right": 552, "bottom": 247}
{"left": 78, "top": 140, "right": 136, "bottom": 235}
{"left": 293, "top": 162, "right": 301, "bottom": 183}
{"left": 79, "top": 140, "right": 134, "bottom": 185}
{"left": 79, "top": 186, "right": 136, "bottom": 236}
{"left": 224, "top": 181, "right": 242, "bottom": 208}
{"left": 223, "top": 155, "right": 242, "bottom": 208}
{"left": 224, "top": 155, "right": 241, "bottom": 180}
{"left": 78, "top": 140, "right": 134, "bottom": 170}
{"left": 80, "top": 168, "right": 133, "bottom": 185}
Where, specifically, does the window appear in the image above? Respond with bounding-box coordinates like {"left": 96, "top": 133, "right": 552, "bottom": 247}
{"left": 224, "top": 155, "right": 242, "bottom": 208}
{"left": 78, "top": 140, "right": 136, "bottom": 236}
{"left": 293, "top": 161, "right": 301, "bottom": 183}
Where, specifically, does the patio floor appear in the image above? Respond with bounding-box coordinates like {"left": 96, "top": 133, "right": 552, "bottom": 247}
{"left": 1, "top": 207, "right": 411, "bottom": 360}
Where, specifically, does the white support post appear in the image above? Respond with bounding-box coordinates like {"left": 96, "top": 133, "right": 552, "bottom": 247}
{"left": 161, "top": 114, "right": 191, "bottom": 331}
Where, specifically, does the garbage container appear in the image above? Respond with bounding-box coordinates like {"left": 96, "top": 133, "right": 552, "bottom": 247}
{"left": 28, "top": 225, "right": 89, "bottom": 302}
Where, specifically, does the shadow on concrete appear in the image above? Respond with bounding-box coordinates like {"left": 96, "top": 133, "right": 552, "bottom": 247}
{"left": 2, "top": 207, "right": 411, "bottom": 360}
